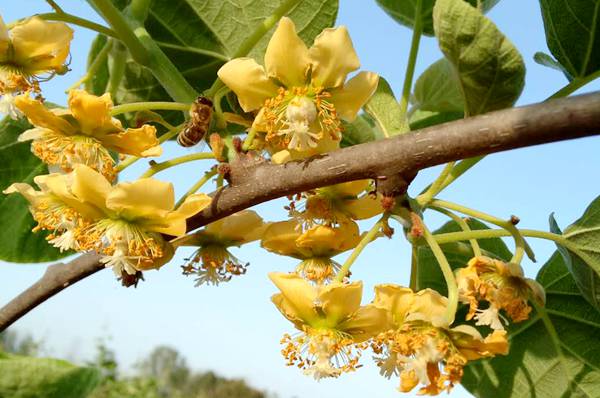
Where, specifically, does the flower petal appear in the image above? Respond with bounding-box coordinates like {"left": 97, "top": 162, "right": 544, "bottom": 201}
{"left": 106, "top": 178, "right": 175, "bottom": 221}
{"left": 100, "top": 125, "right": 161, "bottom": 157}
{"left": 264, "top": 17, "right": 310, "bottom": 87}
{"left": 318, "top": 281, "right": 363, "bottom": 327}
{"left": 14, "top": 95, "right": 75, "bottom": 135}
{"left": 406, "top": 288, "right": 450, "bottom": 328}
{"left": 343, "top": 196, "right": 383, "bottom": 220}
{"left": 338, "top": 304, "right": 390, "bottom": 342}
{"left": 217, "top": 58, "right": 279, "bottom": 112}
{"left": 146, "top": 193, "right": 211, "bottom": 236}
{"left": 329, "top": 71, "right": 379, "bottom": 121}
{"left": 0, "top": 15, "right": 9, "bottom": 57}
{"left": 10, "top": 17, "right": 73, "bottom": 73}
{"left": 261, "top": 220, "right": 304, "bottom": 258}
{"left": 3, "top": 182, "right": 40, "bottom": 204}
{"left": 373, "top": 284, "right": 414, "bottom": 327}
{"left": 296, "top": 221, "right": 360, "bottom": 257}
{"left": 309, "top": 26, "right": 360, "bottom": 88}
{"left": 205, "top": 210, "right": 265, "bottom": 244}
{"left": 69, "top": 164, "right": 111, "bottom": 217}
{"left": 68, "top": 90, "right": 121, "bottom": 136}
{"left": 269, "top": 272, "right": 319, "bottom": 325}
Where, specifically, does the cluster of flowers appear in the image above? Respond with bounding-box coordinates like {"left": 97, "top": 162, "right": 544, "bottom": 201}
{"left": 1, "top": 14, "right": 546, "bottom": 395}
{"left": 1, "top": 16, "right": 211, "bottom": 279}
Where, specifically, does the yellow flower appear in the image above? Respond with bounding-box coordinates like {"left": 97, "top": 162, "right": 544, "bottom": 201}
{"left": 371, "top": 287, "right": 508, "bottom": 395}
{"left": 175, "top": 210, "right": 267, "bottom": 286}
{"left": 456, "top": 256, "right": 546, "bottom": 330}
{"left": 289, "top": 179, "right": 383, "bottom": 228}
{"left": 218, "top": 17, "right": 378, "bottom": 161}
{"left": 261, "top": 219, "right": 361, "bottom": 283}
{"left": 15, "top": 90, "right": 162, "bottom": 181}
{"left": 0, "top": 16, "right": 72, "bottom": 117}
{"left": 270, "top": 272, "right": 389, "bottom": 379}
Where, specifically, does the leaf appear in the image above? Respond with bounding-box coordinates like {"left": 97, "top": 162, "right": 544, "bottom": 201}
{"left": 409, "top": 109, "right": 463, "bottom": 130}
{"left": 533, "top": 51, "right": 574, "bottom": 81}
{"left": 539, "top": 0, "right": 600, "bottom": 79}
{"left": 375, "top": 0, "right": 499, "bottom": 37}
{"left": 340, "top": 114, "right": 383, "bottom": 147}
{"left": 412, "top": 58, "right": 465, "bottom": 113}
{"left": 417, "top": 219, "right": 512, "bottom": 294}
{"left": 0, "top": 116, "right": 72, "bottom": 263}
{"left": 88, "top": 0, "right": 339, "bottom": 108}
{"left": 550, "top": 196, "right": 600, "bottom": 311}
{"left": 363, "top": 77, "right": 407, "bottom": 137}
{"left": 433, "top": 0, "right": 525, "bottom": 116}
{"left": 462, "top": 251, "right": 600, "bottom": 398}
{"left": 0, "top": 352, "right": 101, "bottom": 398}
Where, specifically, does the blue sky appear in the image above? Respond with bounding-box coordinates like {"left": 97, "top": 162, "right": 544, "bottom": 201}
{"left": 1, "top": 1, "right": 599, "bottom": 398}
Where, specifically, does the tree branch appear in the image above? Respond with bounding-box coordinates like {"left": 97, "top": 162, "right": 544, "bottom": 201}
{"left": 2, "top": 92, "right": 600, "bottom": 332}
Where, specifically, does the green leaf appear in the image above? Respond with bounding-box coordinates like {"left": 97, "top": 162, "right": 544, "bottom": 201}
{"left": 551, "top": 196, "right": 600, "bottom": 311}
{"left": 417, "top": 219, "right": 512, "bottom": 294}
{"left": 462, "top": 251, "right": 600, "bottom": 398}
{"left": 340, "top": 114, "right": 383, "bottom": 147}
{"left": 0, "top": 353, "right": 101, "bottom": 398}
{"left": 533, "top": 51, "right": 574, "bottom": 81}
{"left": 412, "top": 58, "right": 465, "bottom": 113}
{"left": 409, "top": 109, "right": 463, "bottom": 130}
{"left": 539, "top": 0, "right": 600, "bottom": 79}
{"left": 433, "top": 0, "right": 525, "bottom": 116}
{"left": 89, "top": 0, "right": 339, "bottom": 107}
{"left": 363, "top": 77, "right": 407, "bottom": 137}
{"left": 0, "top": 117, "right": 72, "bottom": 263}
{"left": 375, "top": 0, "right": 499, "bottom": 36}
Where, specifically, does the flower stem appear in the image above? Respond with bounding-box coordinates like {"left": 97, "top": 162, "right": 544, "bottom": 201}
{"left": 45, "top": 0, "right": 64, "bottom": 13}
{"left": 67, "top": 39, "right": 113, "bottom": 92}
{"left": 175, "top": 169, "right": 218, "bottom": 208}
{"left": 548, "top": 69, "right": 600, "bottom": 99}
{"left": 110, "top": 102, "right": 191, "bottom": 115}
{"left": 430, "top": 206, "right": 482, "bottom": 257}
{"left": 416, "top": 161, "right": 455, "bottom": 206}
{"left": 242, "top": 127, "right": 259, "bottom": 151}
{"left": 430, "top": 199, "right": 531, "bottom": 263}
{"left": 204, "top": 0, "right": 303, "bottom": 98}
{"left": 410, "top": 244, "right": 418, "bottom": 290}
{"left": 141, "top": 152, "right": 215, "bottom": 178}
{"left": 334, "top": 218, "right": 384, "bottom": 283}
{"left": 31, "top": 12, "right": 118, "bottom": 38}
{"left": 107, "top": 41, "right": 127, "bottom": 98}
{"left": 421, "top": 220, "right": 458, "bottom": 325}
{"left": 398, "top": 0, "right": 423, "bottom": 128}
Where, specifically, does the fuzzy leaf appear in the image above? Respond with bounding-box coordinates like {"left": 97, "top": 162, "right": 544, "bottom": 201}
{"left": 363, "top": 77, "right": 407, "bottom": 137}
{"left": 412, "top": 58, "right": 465, "bottom": 113}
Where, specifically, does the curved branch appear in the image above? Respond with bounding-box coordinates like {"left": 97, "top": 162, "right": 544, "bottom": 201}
{"left": 2, "top": 92, "right": 600, "bottom": 332}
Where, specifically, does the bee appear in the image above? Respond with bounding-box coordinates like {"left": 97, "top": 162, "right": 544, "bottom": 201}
{"left": 177, "top": 96, "right": 213, "bottom": 147}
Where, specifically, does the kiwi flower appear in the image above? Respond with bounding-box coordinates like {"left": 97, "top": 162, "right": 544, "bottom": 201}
{"left": 371, "top": 287, "right": 509, "bottom": 395}
{"left": 456, "top": 256, "right": 546, "bottom": 330}
{"left": 5, "top": 165, "right": 211, "bottom": 276}
{"left": 176, "top": 210, "right": 267, "bottom": 286}
{"left": 261, "top": 219, "right": 361, "bottom": 283}
{"left": 218, "top": 17, "right": 378, "bottom": 163}
{"left": 270, "top": 272, "right": 389, "bottom": 380}
{"left": 0, "top": 16, "right": 73, "bottom": 117}
{"left": 15, "top": 90, "right": 161, "bottom": 181}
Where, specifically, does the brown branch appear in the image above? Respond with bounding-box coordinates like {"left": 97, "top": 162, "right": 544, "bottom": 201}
{"left": 2, "top": 92, "right": 600, "bottom": 332}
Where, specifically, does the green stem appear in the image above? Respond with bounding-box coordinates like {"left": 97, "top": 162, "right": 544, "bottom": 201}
{"left": 432, "top": 228, "right": 560, "bottom": 245}
{"left": 242, "top": 127, "right": 259, "bottom": 151}
{"left": 141, "top": 152, "right": 215, "bottom": 178}
{"left": 110, "top": 102, "right": 190, "bottom": 116}
{"left": 175, "top": 169, "right": 218, "bottom": 208}
{"left": 398, "top": 0, "right": 423, "bottom": 128}
{"left": 548, "top": 69, "right": 600, "bottom": 99}
{"left": 128, "top": 0, "right": 151, "bottom": 22}
{"left": 45, "top": 0, "right": 64, "bottom": 13}
{"left": 421, "top": 221, "right": 458, "bottom": 325}
{"left": 31, "top": 12, "right": 118, "bottom": 38}
{"left": 410, "top": 244, "right": 418, "bottom": 290}
{"left": 87, "top": 0, "right": 148, "bottom": 63}
{"left": 154, "top": 41, "right": 230, "bottom": 62}
{"left": 431, "top": 199, "right": 530, "bottom": 263}
{"left": 68, "top": 39, "right": 113, "bottom": 92}
{"left": 430, "top": 206, "right": 482, "bottom": 257}
{"left": 107, "top": 41, "right": 127, "bottom": 98}
{"left": 335, "top": 219, "right": 383, "bottom": 283}
{"left": 416, "top": 161, "right": 455, "bottom": 206}
{"left": 204, "top": 0, "right": 302, "bottom": 98}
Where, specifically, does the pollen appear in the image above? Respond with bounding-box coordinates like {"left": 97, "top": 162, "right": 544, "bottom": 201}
{"left": 181, "top": 244, "right": 248, "bottom": 286}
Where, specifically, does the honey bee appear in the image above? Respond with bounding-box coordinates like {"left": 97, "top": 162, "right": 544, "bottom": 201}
{"left": 177, "top": 96, "right": 213, "bottom": 147}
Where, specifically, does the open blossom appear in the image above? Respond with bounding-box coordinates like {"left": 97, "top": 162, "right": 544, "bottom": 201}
{"left": 176, "top": 210, "right": 267, "bottom": 286}
{"left": 0, "top": 15, "right": 73, "bottom": 117}
{"left": 371, "top": 287, "right": 508, "bottom": 395}
{"left": 270, "top": 272, "right": 389, "bottom": 380}
{"left": 218, "top": 17, "right": 378, "bottom": 163}
{"left": 5, "top": 165, "right": 211, "bottom": 276}
{"left": 15, "top": 90, "right": 161, "bottom": 181}
{"left": 289, "top": 180, "right": 383, "bottom": 228}
{"left": 261, "top": 219, "right": 361, "bottom": 283}
{"left": 456, "top": 256, "right": 546, "bottom": 330}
